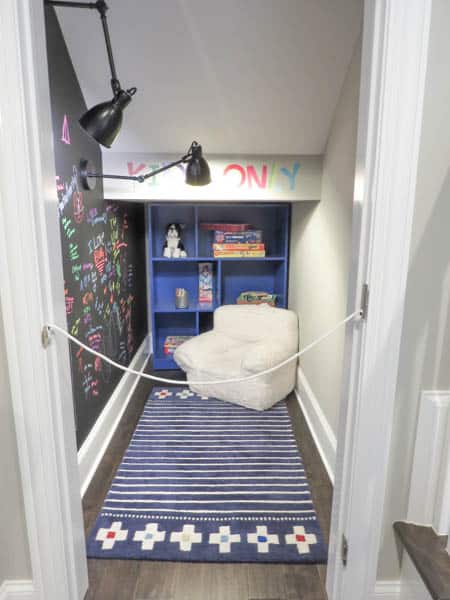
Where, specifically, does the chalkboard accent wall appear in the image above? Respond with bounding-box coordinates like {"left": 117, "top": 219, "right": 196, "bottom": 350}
{"left": 44, "top": 7, "right": 148, "bottom": 448}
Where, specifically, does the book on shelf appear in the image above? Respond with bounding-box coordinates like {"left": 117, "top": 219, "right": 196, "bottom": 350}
{"left": 213, "top": 250, "right": 266, "bottom": 258}
{"left": 213, "top": 243, "right": 265, "bottom": 252}
{"left": 237, "top": 291, "right": 277, "bottom": 306}
{"left": 214, "top": 229, "right": 263, "bottom": 243}
{"left": 200, "top": 223, "right": 251, "bottom": 232}
{"left": 163, "top": 335, "right": 193, "bottom": 355}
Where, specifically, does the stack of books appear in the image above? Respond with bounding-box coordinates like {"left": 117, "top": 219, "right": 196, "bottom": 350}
{"left": 200, "top": 223, "right": 265, "bottom": 257}
{"left": 163, "top": 335, "right": 193, "bottom": 356}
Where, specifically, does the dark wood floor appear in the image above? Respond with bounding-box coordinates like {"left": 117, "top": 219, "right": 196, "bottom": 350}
{"left": 83, "top": 363, "right": 332, "bottom": 600}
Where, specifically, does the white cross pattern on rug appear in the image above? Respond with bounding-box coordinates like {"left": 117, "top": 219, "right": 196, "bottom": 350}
{"left": 153, "top": 389, "right": 173, "bottom": 399}
{"left": 175, "top": 390, "right": 195, "bottom": 399}
{"left": 170, "top": 524, "right": 202, "bottom": 551}
{"left": 209, "top": 525, "right": 241, "bottom": 553}
{"left": 247, "top": 525, "right": 279, "bottom": 553}
{"left": 133, "top": 523, "right": 166, "bottom": 551}
{"left": 285, "top": 525, "right": 318, "bottom": 554}
{"left": 95, "top": 521, "right": 128, "bottom": 550}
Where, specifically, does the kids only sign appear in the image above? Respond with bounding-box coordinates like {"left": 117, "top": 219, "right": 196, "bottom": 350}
{"left": 101, "top": 154, "right": 322, "bottom": 202}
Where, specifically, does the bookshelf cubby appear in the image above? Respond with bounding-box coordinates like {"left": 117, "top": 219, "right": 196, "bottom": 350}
{"left": 148, "top": 203, "right": 290, "bottom": 369}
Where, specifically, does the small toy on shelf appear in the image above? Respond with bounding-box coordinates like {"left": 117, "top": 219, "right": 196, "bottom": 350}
{"left": 236, "top": 291, "right": 277, "bottom": 306}
{"left": 199, "top": 262, "right": 213, "bottom": 304}
{"left": 163, "top": 223, "right": 187, "bottom": 258}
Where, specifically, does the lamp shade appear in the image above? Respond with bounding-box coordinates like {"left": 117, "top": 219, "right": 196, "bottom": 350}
{"left": 79, "top": 89, "right": 134, "bottom": 148}
{"left": 185, "top": 144, "right": 211, "bottom": 186}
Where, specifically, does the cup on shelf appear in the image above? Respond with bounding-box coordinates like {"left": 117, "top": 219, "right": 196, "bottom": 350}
{"left": 175, "top": 288, "right": 189, "bottom": 309}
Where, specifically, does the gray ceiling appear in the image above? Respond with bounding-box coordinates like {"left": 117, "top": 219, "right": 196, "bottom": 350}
{"left": 56, "top": 0, "right": 362, "bottom": 156}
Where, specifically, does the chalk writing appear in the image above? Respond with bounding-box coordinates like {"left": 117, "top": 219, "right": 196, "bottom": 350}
{"left": 88, "top": 233, "right": 105, "bottom": 254}
{"left": 71, "top": 263, "right": 81, "bottom": 281}
{"left": 68, "top": 242, "right": 79, "bottom": 261}
{"left": 62, "top": 216, "right": 76, "bottom": 239}
{"left": 87, "top": 208, "right": 107, "bottom": 226}
{"left": 58, "top": 166, "right": 78, "bottom": 215}
{"left": 72, "top": 190, "right": 85, "bottom": 224}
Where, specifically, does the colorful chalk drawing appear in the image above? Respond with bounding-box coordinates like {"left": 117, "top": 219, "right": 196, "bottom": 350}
{"left": 56, "top": 162, "right": 144, "bottom": 421}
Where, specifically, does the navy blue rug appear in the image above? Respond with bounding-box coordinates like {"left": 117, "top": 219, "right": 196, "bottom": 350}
{"left": 86, "top": 387, "right": 327, "bottom": 563}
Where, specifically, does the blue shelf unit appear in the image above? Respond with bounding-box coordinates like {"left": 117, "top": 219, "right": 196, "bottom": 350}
{"left": 148, "top": 203, "right": 291, "bottom": 369}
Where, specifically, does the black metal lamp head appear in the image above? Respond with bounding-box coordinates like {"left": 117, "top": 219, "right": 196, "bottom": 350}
{"left": 185, "top": 142, "right": 211, "bottom": 186}
{"left": 79, "top": 87, "right": 136, "bottom": 148}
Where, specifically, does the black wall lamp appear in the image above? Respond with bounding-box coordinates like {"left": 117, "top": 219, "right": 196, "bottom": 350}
{"left": 80, "top": 141, "right": 211, "bottom": 190}
{"left": 45, "top": 0, "right": 136, "bottom": 148}
{"left": 46, "top": 1, "right": 212, "bottom": 187}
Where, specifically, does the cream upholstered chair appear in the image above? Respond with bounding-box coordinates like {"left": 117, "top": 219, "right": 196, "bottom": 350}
{"left": 174, "top": 304, "right": 299, "bottom": 410}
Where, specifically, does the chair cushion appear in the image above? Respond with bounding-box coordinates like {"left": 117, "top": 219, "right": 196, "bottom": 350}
{"left": 214, "top": 304, "right": 298, "bottom": 343}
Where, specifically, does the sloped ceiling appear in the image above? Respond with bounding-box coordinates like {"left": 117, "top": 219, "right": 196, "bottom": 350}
{"left": 55, "top": 0, "right": 362, "bottom": 156}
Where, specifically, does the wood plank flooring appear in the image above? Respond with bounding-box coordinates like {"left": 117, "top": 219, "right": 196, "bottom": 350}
{"left": 83, "top": 363, "right": 332, "bottom": 600}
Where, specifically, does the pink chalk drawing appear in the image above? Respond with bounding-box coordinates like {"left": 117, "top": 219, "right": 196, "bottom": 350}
{"left": 61, "top": 114, "right": 71, "bottom": 145}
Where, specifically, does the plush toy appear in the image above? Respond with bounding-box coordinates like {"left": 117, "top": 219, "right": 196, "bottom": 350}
{"left": 163, "top": 223, "right": 187, "bottom": 258}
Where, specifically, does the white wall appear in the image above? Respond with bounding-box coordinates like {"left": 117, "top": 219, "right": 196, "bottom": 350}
{"left": 0, "top": 303, "right": 31, "bottom": 583}
{"left": 377, "top": 0, "right": 450, "bottom": 581}
{"left": 289, "top": 41, "right": 361, "bottom": 440}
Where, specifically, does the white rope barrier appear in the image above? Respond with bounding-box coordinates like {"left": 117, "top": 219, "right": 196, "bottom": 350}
{"left": 46, "top": 309, "right": 362, "bottom": 386}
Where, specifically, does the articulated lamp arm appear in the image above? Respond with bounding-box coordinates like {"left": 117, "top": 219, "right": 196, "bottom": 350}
{"left": 80, "top": 142, "right": 211, "bottom": 190}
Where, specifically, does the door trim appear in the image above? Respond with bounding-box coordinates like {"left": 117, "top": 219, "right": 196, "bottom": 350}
{"left": 0, "top": 0, "right": 87, "bottom": 598}
{"left": 327, "top": 1, "right": 432, "bottom": 597}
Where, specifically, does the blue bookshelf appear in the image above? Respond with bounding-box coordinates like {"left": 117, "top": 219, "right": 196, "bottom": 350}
{"left": 148, "top": 203, "right": 291, "bottom": 369}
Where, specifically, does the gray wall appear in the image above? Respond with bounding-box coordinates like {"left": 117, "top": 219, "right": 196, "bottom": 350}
{"left": 377, "top": 0, "right": 450, "bottom": 580}
{"left": 0, "top": 303, "right": 31, "bottom": 582}
{"left": 288, "top": 41, "right": 361, "bottom": 436}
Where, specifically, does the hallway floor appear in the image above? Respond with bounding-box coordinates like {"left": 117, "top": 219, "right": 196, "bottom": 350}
{"left": 83, "top": 363, "right": 332, "bottom": 600}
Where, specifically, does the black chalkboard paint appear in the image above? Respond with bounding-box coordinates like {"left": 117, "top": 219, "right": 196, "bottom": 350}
{"left": 44, "top": 7, "right": 147, "bottom": 448}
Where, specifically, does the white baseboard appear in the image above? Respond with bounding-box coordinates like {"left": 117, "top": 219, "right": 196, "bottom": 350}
{"left": 78, "top": 335, "right": 150, "bottom": 496}
{"left": 0, "top": 580, "right": 35, "bottom": 600}
{"left": 373, "top": 580, "right": 402, "bottom": 599}
{"left": 294, "top": 367, "right": 336, "bottom": 484}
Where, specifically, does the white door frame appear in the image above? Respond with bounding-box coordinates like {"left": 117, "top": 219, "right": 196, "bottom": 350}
{"left": 0, "top": 1, "right": 432, "bottom": 599}
{"left": 0, "top": 0, "right": 87, "bottom": 599}
{"left": 327, "top": 1, "right": 432, "bottom": 598}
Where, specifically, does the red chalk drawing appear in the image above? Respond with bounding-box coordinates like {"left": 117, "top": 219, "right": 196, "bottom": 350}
{"left": 94, "top": 246, "right": 107, "bottom": 274}
{"left": 65, "top": 295, "right": 75, "bottom": 315}
{"left": 61, "top": 114, "right": 71, "bottom": 145}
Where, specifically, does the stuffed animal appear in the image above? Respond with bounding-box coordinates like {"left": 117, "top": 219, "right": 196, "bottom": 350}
{"left": 163, "top": 223, "right": 187, "bottom": 258}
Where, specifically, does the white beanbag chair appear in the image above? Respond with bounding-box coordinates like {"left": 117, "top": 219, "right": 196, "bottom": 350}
{"left": 174, "top": 304, "right": 299, "bottom": 410}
